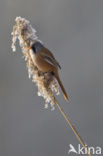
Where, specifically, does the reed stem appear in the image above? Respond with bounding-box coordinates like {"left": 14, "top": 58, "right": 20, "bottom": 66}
{"left": 55, "top": 99, "right": 92, "bottom": 156}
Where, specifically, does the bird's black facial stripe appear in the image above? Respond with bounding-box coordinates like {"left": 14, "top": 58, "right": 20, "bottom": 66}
{"left": 32, "top": 45, "right": 36, "bottom": 53}
{"left": 32, "top": 41, "right": 43, "bottom": 53}
{"left": 51, "top": 71, "right": 55, "bottom": 75}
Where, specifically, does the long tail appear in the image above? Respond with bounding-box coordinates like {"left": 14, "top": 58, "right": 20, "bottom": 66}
{"left": 56, "top": 75, "right": 70, "bottom": 103}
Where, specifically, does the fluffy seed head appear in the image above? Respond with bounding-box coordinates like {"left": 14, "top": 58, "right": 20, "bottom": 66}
{"left": 11, "top": 17, "right": 59, "bottom": 110}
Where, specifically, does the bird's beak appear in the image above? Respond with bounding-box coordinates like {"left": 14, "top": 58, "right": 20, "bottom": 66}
{"left": 28, "top": 46, "right": 32, "bottom": 51}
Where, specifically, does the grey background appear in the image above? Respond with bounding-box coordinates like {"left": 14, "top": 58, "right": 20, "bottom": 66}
{"left": 0, "top": 0, "right": 103, "bottom": 156}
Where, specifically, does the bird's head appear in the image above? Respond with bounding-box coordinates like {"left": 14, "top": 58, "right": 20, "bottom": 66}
{"left": 28, "top": 41, "right": 43, "bottom": 54}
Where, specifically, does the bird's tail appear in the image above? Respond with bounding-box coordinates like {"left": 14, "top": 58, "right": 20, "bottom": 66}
{"left": 56, "top": 75, "right": 70, "bottom": 103}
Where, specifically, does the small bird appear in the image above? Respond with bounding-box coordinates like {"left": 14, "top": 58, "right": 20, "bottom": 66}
{"left": 28, "top": 41, "right": 70, "bottom": 103}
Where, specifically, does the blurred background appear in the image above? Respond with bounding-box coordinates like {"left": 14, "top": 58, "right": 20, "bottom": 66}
{"left": 0, "top": 0, "right": 103, "bottom": 156}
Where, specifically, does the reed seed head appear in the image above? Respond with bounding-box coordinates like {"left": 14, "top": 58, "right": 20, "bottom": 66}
{"left": 11, "top": 17, "right": 59, "bottom": 110}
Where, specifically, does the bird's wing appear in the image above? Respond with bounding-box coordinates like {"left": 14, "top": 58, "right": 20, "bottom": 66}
{"left": 39, "top": 48, "right": 61, "bottom": 69}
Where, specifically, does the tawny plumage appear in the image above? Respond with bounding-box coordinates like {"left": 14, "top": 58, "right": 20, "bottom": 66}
{"left": 29, "top": 41, "right": 70, "bottom": 103}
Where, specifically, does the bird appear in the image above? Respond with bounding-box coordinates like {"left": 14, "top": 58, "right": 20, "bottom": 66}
{"left": 28, "top": 41, "right": 70, "bottom": 103}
